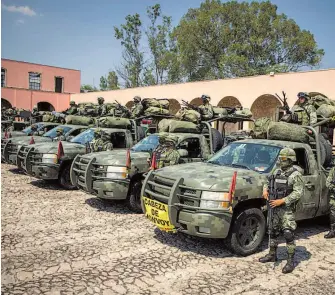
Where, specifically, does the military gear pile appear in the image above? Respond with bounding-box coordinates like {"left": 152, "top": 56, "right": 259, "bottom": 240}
{"left": 267, "top": 122, "right": 309, "bottom": 143}
{"left": 142, "top": 98, "right": 169, "bottom": 109}
{"left": 236, "top": 108, "right": 253, "bottom": 118}
{"left": 42, "top": 112, "right": 64, "bottom": 123}
{"left": 253, "top": 117, "right": 272, "bottom": 139}
{"left": 97, "top": 117, "right": 131, "bottom": 129}
{"left": 316, "top": 104, "right": 335, "bottom": 118}
{"left": 308, "top": 94, "right": 335, "bottom": 109}
{"left": 143, "top": 106, "right": 170, "bottom": 116}
{"left": 175, "top": 108, "right": 201, "bottom": 124}
{"left": 158, "top": 119, "right": 200, "bottom": 134}
{"left": 213, "top": 107, "right": 228, "bottom": 117}
{"left": 65, "top": 115, "right": 96, "bottom": 126}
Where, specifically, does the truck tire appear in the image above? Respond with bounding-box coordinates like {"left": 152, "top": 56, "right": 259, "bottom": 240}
{"left": 137, "top": 126, "right": 145, "bottom": 141}
{"left": 59, "top": 164, "right": 76, "bottom": 190}
{"left": 320, "top": 133, "right": 332, "bottom": 167}
{"left": 211, "top": 128, "right": 224, "bottom": 152}
{"left": 127, "top": 181, "right": 143, "bottom": 213}
{"left": 227, "top": 207, "right": 266, "bottom": 256}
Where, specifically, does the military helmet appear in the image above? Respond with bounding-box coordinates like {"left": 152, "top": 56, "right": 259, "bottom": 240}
{"left": 201, "top": 94, "right": 211, "bottom": 102}
{"left": 279, "top": 147, "right": 296, "bottom": 162}
{"left": 97, "top": 97, "right": 105, "bottom": 103}
{"left": 297, "top": 92, "right": 309, "bottom": 100}
{"left": 70, "top": 101, "right": 75, "bottom": 106}
{"left": 164, "top": 136, "right": 178, "bottom": 146}
{"left": 133, "top": 96, "right": 141, "bottom": 102}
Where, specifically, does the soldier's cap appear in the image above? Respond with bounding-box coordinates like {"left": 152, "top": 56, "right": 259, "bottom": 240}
{"left": 133, "top": 96, "right": 141, "bottom": 102}
{"left": 297, "top": 92, "right": 309, "bottom": 99}
{"left": 201, "top": 94, "right": 210, "bottom": 101}
{"left": 70, "top": 101, "right": 75, "bottom": 105}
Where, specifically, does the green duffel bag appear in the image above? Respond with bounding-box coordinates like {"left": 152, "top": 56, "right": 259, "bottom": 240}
{"left": 236, "top": 108, "right": 253, "bottom": 118}
{"left": 175, "top": 109, "right": 201, "bottom": 123}
{"left": 65, "top": 115, "right": 95, "bottom": 126}
{"left": 169, "top": 120, "right": 200, "bottom": 133}
{"left": 142, "top": 98, "right": 170, "bottom": 110}
{"left": 144, "top": 106, "right": 170, "bottom": 116}
{"left": 97, "top": 117, "right": 131, "bottom": 129}
{"left": 309, "top": 94, "right": 335, "bottom": 109}
{"left": 267, "top": 122, "right": 309, "bottom": 143}
{"left": 158, "top": 118, "right": 171, "bottom": 132}
{"left": 316, "top": 104, "right": 335, "bottom": 118}
{"left": 213, "top": 107, "right": 228, "bottom": 117}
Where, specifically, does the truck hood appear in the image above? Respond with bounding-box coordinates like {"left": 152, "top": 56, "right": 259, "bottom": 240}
{"left": 31, "top": 141, "right": 86, "bottom": 159}
{"left": 6, "top": 136, "right": 52, "bottom": 145}
{"left": 154, "top": 162, "right": 268, "bottom": 198}
{"left": 87, "top": 150, "right": 151, "bottom": 174}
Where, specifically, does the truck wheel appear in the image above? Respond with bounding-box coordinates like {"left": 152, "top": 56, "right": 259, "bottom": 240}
{"left": 59, "top": 164, "right": 76, "bottom": 190}
{"left": 227, "top": 208, "right": 266, "bottom": 256}
{"left": 320, "top": 134, "right": 332, "bottom": 167}
{"left": 211, "top": 128, "right": 224, "bottom": 152}
{"left": 127, "top": 181, "right": 143, "bottom": 213}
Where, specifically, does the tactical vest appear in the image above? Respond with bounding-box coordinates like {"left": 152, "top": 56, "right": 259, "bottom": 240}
{"left": 274, "top": 169, "right": 296, "bottom": 199}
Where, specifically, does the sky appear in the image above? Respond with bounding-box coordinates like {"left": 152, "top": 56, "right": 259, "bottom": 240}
{"left": 1, "top": 0, "right": 335, "bottom": 86}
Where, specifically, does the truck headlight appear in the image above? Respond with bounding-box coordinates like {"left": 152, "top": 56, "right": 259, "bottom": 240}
{"left": 106, "top": 166, "right": 127, "bottom": 179}
{"left": 200, "top": 191, "right": 230, "bottom": 209}
{"left": 42, "top": 154, "right": 58, "bottom": 164}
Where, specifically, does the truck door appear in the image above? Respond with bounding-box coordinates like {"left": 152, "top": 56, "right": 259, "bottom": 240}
{"left": 294, "top": 147, "right": 319, "bottom": 220}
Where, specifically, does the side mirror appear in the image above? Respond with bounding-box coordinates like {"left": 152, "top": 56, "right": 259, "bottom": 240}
{"left": 177, "top": 149, "right": 188, "bottom": 157}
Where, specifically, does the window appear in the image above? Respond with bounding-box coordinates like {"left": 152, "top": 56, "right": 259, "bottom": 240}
{"left": 111, "top": 132, "right": 127, "bottom": 148}
{"left": 29, "top": 72, "right": 41, "bottom": 90}
{"left": 178, "top": 138, "right": 201, "bottom": 158}
{"left": 55, "top": 77, "right": 63, "bottom": 93}
{"left": 1, "top": 68, "right": 6, "bottom": 87}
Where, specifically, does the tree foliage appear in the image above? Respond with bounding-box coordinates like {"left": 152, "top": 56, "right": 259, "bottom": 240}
{"left": 174, "top": 0, "right": 324, "bottom": 80}
{"left": 99, "top": 76, "right": 108, "bottom": 91}
{"left": 80, "top": 84, "right": 98, "bottom": 92}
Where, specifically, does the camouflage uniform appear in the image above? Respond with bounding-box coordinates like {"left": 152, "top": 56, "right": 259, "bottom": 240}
{"left": 260, "top": 148, "right": 304, "bottom": 274}
{"left": 30, "top": 124, "right": 39, "bottom": 136}
{"left": 198, "top": 95, "right": 214, "bottom": 120}
{"left": 89, "top": 130, "right": 113, "bottom": 152}
{"left": 31, "top": 105, "right": 39, "bottom": 117}
{"left": 64, "top": 101, "right": 78, "bottom": 115}
{"left": 325, "top": 166, "right": 335, "bottom": 238}
{"left": 131, "top": 96, "right": 144, "bottom": 119}
{"left": 296, "top": 92, "right": 317, "bottom": 126}
{"left": 156, "top": 137, "right": 180, "bottom": 169}
{"left": 97, "top": 97, "right": 107, "bottom": 116}
{"left": 53, "top": 128, "right": 66, "bottom": 142}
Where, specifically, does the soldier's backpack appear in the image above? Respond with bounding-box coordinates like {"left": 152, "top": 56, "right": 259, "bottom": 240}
{"left": 175, "top": 109, "right": 201, "bottom": 124}
{"left": 253, "top": 117, "right": 272, "bottom": 139}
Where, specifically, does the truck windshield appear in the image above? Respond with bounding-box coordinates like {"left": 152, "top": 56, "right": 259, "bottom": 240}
{"left": 207, "top": 142, "right": 281, "bottom": 173}
{"left": 70, "top": 129, "right": 94, "bottom": 145}
{"left": 131, "top": 135, "right": 159, "bottom": 152}
{"left": 43, "top": 126, "right": 72, "bottom": 138}
{"left": 22, "top": 123, "right": 43, "bottom": 134}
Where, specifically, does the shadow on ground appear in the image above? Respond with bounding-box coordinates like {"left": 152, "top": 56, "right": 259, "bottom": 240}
{"left": 85, "top": 197, "right": 136, "bottom": 214}
{"left": 30, "top": 179, "right": 64, "bottom": 191}
{"left": 8, "top": 168, "right": 26, "bottom": 175}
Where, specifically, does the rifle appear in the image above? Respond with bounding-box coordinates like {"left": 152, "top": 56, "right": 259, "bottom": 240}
{"left": 181, "top": 100, "right": 200, "bottom": 112}
{"left": 267, "top": 170, "right": 281, "bottom": 246}
{"left": 115, "top": 100, "right": 131, "bottom": 117}
{"left": 275, "top": 91, "right": 291, "bottom": 115}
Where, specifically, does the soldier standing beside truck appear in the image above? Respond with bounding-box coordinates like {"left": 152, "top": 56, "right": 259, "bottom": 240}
{"left": 259, "top": 148, "right": 304, "bottom": 274}
{"left": 325, "top": 165, "right": 335, "bottom": 239}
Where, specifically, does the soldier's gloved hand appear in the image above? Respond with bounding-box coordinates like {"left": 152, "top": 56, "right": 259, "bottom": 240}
{"left": 263, "top": 189, "right": 269, "bottom": 200}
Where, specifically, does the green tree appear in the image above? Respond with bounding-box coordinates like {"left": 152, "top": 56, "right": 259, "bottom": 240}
{"left": 174, "top": 0, "right": 324, "bottom": 80}
{"left": 99, "top": 76, "right": 108, "bottom": 91}
{"left": 107, "top": 71, "right": 120, "bottom": 90}
{"left": 80, "top": 84, "right": 98, "bottom": 92}
{"left": 114, "top": 14, "right": 144, "bottom": 88}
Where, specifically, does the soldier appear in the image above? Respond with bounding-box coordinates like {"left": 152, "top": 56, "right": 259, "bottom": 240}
{"left": 325, "top": 165, "right": 335, "bottom": 239}
{"left": 156, "top": 136, "right": 180, "bottom": 169}
{"left": 53, "top": 128, "right": 66, "bottom": 141}
{"left": 131, "top": 96, "right": 144, "bottom": 119}
{"left": 89, "top": 129, "right": 113, "bottom": 152}
{"left": 31, "top": 105, "right": 39, "bottom": 116}
{"left": 29, "top": 124, "right": 39, "bottom": 136}
{"left": 97, "top": 97, "right": 107, "bottom": 116}
{"left": 295, "top": 92, "right": 317, "bottom": 126}
{"left": 64, "top": 101, "right": 78, "bottom": 115}
{"left": 198, "top": 94, "right": 214, "bottom": 120}
{"left": 259, "top": 147, "right": 304, "bottom": 274}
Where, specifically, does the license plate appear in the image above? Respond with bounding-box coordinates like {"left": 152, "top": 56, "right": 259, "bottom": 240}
{"left": 142, "top": 196, "right": 176, "bottom": 232}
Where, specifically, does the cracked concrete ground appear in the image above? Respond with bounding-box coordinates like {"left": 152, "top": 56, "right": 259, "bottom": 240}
{"left": 1, "top": 163, "right": 335, "bottom": 295}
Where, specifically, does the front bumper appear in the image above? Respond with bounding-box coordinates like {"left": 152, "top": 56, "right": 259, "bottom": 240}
{"left": 92, "top": 180, "right": 129, "bottom": 200}
{"left": 141, "top": 170, "right": 232, "bottom": 239}
{"left": 31, "top": 164, "right": 60, "bottom": 180}
{"left": 8, "top": 153, "right": 18, "bottom": 165}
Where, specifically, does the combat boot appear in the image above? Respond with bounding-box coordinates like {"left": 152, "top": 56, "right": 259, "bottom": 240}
{"left": 324, "top": 224, "right": 335, "bottom": 239}
{"left": 259, "top": 247, "right": 277, "bottom": 263}
{"left": 282, "top": 252, "right": 295, "bottom": 274}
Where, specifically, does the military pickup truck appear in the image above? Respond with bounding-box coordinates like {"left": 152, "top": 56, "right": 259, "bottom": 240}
{"left": 3, "top": 124, "right": 87, "bottom": 165}
{"left": 141, "top": 125, "right": 334, "bottom": 256}
{"left": 70, "top": 115, "right": 253, "bottom": 213}
{"left": 18, "top": 119, "right": 144, "bottom": 189}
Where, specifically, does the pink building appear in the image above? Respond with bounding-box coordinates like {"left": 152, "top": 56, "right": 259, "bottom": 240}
{"left": 1, "top": 59, "right": 81, "bottom": 112}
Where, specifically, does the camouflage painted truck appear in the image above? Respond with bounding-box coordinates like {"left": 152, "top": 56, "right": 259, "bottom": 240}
{"left": 18, "top": 118, "right": 144, "bottom": 189}
{"left": 141, "top": 122, "right": 334, "bottom": 256}
{"left": 4, "top": 124, "right": 88, "bottom": 165}
{"left": 70, "top": 115, "right": 253, "bottom": 213}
